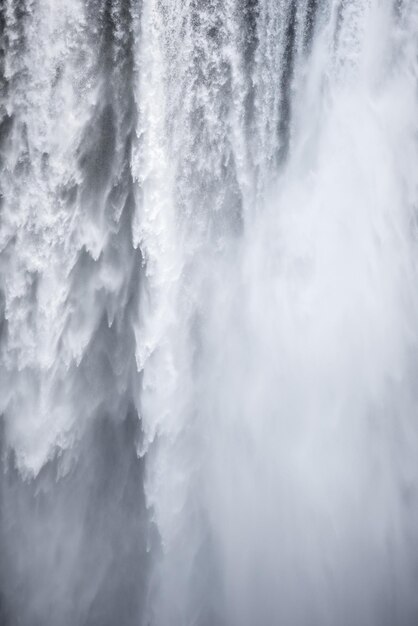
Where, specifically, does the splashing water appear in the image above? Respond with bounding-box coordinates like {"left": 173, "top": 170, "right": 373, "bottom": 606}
{"left": 1, "top": 1, "right": 418, "bottom": 625}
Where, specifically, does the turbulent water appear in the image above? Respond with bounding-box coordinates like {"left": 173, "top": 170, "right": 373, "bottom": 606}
{"left": 0, "top": 0, "right": 418, "bottom": 624}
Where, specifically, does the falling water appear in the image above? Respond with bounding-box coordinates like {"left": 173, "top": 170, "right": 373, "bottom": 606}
{"left": 1, "top": 1, "right": 418, "bottom": 624}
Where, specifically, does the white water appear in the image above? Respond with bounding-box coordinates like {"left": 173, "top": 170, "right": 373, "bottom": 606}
{"left": 1, "top": 1, "right": 418, "bottom": 625}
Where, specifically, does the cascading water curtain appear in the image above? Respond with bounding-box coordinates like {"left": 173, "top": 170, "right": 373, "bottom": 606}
{"left": 0, "top": 1, "right": 418, "bottom": 625}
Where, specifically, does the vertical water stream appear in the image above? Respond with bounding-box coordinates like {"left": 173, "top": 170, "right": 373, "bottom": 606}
{"left": 0, "top": 1, "right": 418, "bottom": 625}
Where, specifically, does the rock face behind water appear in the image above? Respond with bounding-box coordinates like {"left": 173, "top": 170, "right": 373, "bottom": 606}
{"left": 0, "top": 2, "right": 418, "bottom": 625}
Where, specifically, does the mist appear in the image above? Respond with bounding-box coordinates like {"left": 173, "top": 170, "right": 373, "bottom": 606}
{"left": 1, "top": 1, "right": 418, "bottom": 625}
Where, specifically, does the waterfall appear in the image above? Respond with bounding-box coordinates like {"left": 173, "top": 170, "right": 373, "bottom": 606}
{"left": 1, "top": 1, "right": 418, "bottom": 624}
